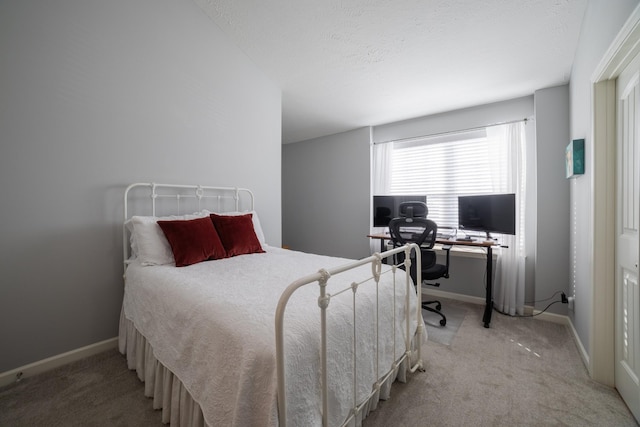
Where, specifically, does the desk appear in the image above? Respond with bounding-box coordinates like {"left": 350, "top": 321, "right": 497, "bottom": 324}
{"left": 368, "top": 233, "right": 497, "bottom": 328}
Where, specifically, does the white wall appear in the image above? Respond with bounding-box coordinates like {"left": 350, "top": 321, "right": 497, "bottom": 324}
{"left": 0, "top": 0, "right": 281, "bottom": 373}
{"left": 282, "top": 127, "right": 371, "bottom": 259}
{"left": 569, "top": 0, "right": 639, "bottom": 356}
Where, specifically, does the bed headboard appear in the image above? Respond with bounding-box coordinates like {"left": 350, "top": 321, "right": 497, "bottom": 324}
{"left": 123, "top": 182, "right": 254, "bottom": 265}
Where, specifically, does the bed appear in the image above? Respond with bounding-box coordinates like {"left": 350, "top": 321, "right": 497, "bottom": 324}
{"left": 118, "top": 183, "right": 426, "bottom": 426}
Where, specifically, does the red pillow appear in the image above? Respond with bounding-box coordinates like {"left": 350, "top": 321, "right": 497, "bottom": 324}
{"left": 157, "top": 217, "right": 227, "bottom": 267}
{"left": 209, "top": 213, "right": 265, "bottom": 257}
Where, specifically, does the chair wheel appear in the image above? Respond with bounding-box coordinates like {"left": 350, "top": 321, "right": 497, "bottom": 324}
{"left": 440, "top": 319, "right": 447, "bottom": 326}
{"left": 435, "top": 303, "right": 442, "bottom": 311}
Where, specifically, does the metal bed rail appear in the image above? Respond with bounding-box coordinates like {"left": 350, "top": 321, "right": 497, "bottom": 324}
{"left": 275, "top": 243, "right": 424, "bottom": 427}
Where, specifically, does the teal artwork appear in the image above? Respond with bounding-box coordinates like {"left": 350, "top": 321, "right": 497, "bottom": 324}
{"left": 566, "top": 139, "right": 585, "bottom": 178}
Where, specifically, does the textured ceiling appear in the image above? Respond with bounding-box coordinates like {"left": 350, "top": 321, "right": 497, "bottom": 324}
{"left": 194, "top": 0, "right": 588, "bottom": 143}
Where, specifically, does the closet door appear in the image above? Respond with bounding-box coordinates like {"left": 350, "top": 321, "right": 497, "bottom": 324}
{"left": 616, "top": 52, "right": 640, "bottom": 422}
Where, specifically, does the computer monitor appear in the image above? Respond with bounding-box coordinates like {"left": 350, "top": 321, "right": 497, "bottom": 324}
{"left": 457, "top": 193, "right": 516, "bottom": 237}
{"left": 373, "top": 195, "right": 427, "bottom": 227}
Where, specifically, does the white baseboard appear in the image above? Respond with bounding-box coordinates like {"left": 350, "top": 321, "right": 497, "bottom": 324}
{"left": 0, "top": 337, "right": 118, "bottom": 388}
{"left": 530, "top": 308, "right": 570, "bottom": 325}
{"left": 423, "top": 288, "right": 570, "bottom": 326}
{"left": 423, "top": 288, "right": 486, "bottom": 306}
{"left": 567, "top": 316, "right": 590, "bottom": 370}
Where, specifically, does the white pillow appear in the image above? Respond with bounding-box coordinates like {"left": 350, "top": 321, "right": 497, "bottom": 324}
{"left": 128, "top": 211, "right": 208, "bottom": 265}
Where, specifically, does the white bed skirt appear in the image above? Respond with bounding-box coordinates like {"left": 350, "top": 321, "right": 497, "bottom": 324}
{"left": 119, "top": 309, "right": 205, "bottom": 426}
{"left": 119, "top": 307, "right": 422, "bottom": 426}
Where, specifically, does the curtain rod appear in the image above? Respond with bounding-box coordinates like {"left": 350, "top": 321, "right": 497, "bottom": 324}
{"left": 373, "top": 117, "right": 531, "bottom": 145}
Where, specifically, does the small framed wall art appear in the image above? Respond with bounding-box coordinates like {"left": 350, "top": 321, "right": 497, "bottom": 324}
{"left": 566, "top": 138, "right": 585, "bottom": 178}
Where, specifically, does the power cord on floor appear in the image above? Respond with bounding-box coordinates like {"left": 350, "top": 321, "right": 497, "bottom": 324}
{"left": 481, "top": 257, "right": 567, "bottom": 318}
{"left": 524, "top": 290, "right": 562, "bottom": 305}
{"left": 493, "top": 300, "right": 562, "bottom": 318}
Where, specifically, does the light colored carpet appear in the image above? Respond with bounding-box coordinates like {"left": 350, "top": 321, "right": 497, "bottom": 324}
{"left": 0, "top": 349, "right": 162, "bottom": 426}
{"left": 365, "top": 298, "right": 638, "bottom": 427}
{"left": 1, "top": 299, "right": 637, "bottom": 426}
{"left": 423, "top": 302, "right": 467, "bottom": 346}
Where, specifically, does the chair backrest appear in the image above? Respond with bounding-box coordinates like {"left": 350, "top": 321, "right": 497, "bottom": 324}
{"left": 389, "top": 216, "right": 439, "bottom": 281}
{"left": 388, "top": 216, "right": 438, "bottom": 249}
{"left": 398, "top": 201, "right": 428, "bottom": 219}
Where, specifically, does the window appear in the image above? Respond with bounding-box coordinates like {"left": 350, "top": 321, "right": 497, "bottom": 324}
{"left": 374, "top": 123, "right": 526, "bottom": 242}
{"left": 372, "top": 121, "right": 528, "bottom": 315}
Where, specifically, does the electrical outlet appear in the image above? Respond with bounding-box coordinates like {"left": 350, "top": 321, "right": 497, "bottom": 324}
{"left": 568, "top": 296, "right": 575, "bottom": 311}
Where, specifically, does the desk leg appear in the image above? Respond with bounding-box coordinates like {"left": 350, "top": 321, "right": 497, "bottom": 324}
{"left": 380, "top": 238, "right": 389, "bottom": 264}
{"left": 482, "top": 246, "right": 493, "bottom": 328}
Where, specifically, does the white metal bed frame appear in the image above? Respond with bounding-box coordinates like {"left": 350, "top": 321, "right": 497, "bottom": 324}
{"left": 123, "top": 182, "right": 254, "bottom": 265}
{"left": 122, "top": 182, "right": 424, "bottom": 427}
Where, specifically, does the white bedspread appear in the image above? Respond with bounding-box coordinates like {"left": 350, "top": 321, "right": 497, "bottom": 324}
{"left": 122, "top": 246, "right": 423, "bottom": 427}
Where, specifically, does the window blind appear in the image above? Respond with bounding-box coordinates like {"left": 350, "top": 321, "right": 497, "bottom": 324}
{"left": 389, "top": 131, "right": 510, "bottom": 229}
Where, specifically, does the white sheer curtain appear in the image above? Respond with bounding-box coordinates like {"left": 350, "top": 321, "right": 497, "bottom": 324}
{"left": 372, "top": 142, "right": 392, "bottom": 196}
{"left": 370, "top": 143, "right": 393, "bottom": 254}
{"left": 487, "top": 122, "right": 526, "bottom": 315}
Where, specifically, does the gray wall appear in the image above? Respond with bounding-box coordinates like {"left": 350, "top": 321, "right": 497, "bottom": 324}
{"left": 0, "top": 0, "right": 281, "bottom": 372}
{"left": 373, "top": 96, "right": 534, "bottom": 143}
{"left": 569, "top": 0, "right": 640, "bottom": 355}
{"left": 282, "top": 127, "right": 371, "bottom": 259}
{"left": 534, "top": 85, "right": 571, "bottom": 314}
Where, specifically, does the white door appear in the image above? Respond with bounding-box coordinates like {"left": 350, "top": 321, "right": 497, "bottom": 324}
{"left": 616, "top": 54, "right": 640, "bottom": 421}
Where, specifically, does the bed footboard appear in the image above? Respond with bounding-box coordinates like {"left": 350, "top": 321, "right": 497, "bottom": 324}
{"left": 275, "top": 243, "right": 423, "bottom": 427}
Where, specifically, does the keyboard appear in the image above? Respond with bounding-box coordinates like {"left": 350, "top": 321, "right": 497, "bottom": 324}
{"left": 437, "top": 233, "right": 455, "bottom": 239}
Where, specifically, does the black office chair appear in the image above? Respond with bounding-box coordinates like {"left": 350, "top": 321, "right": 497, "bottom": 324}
{"left": 388, "top": 202, "right": 451, "bottom": 327}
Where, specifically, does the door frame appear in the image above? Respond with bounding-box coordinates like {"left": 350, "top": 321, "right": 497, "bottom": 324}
{"left": 591, "top": 5, "right": 640, "bottom": 385}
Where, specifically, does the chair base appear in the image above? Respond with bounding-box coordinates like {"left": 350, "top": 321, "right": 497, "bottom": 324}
{"left": 422, "top": 300, "right": 446, "bottom": 326}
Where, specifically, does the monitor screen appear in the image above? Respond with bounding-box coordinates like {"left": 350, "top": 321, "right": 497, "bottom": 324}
{"left": 457, "top": 193, "right": 516, "bottom": 235}
{"left": 373, "top": 195, "right": 427, "bottom": 227}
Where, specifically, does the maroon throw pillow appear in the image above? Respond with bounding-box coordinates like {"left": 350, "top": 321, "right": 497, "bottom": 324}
{"left": 209, "top": 213, "right": 265, "bottom": 257}
{"left": 158, "top": 216, "right": 227, "bottom": 267}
